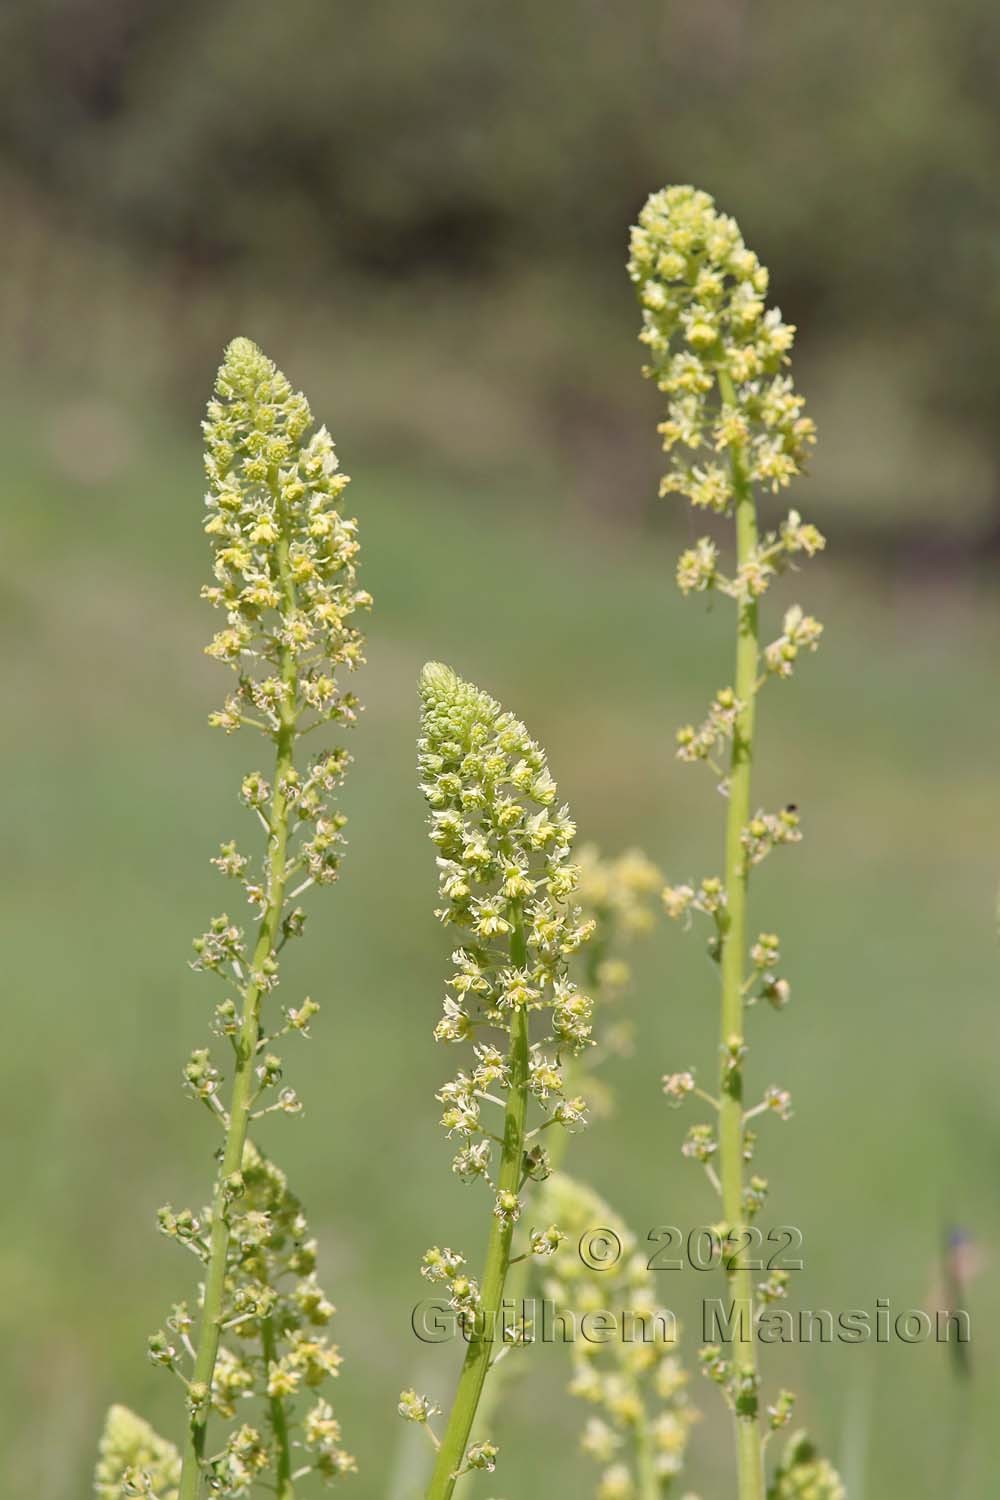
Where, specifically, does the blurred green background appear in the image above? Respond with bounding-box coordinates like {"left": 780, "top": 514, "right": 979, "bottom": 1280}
{"left": 2, "top": 2, "right": 999, "bottom": 1495}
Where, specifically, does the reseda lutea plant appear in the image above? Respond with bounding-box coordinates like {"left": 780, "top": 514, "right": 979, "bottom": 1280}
{"left": 629, "top": 186, "right": 840, "bottom": 1500}
{"left": 96, "top": 338, "right": 368, "bottom": 1499}
{"left": 405, "top": 664, "right": 597, "bottom": 1497}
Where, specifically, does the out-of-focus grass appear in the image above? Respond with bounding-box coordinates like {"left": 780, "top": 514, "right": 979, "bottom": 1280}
{"left": 2, "top": 393, "right": 998, "bottom": 1498}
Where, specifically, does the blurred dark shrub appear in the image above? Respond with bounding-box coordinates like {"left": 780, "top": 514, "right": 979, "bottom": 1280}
{"left": 2, "top": 0, "right": 1000, "bottom": 542}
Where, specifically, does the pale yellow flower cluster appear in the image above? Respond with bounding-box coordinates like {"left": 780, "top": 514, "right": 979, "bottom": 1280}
{"left": 419, "top": 663, "right": 596, "bottom": 1201}
{"left": 537, "top": 1172, "right": 698, "bottom": 1499}
{"left": 628, "top": 185, "right": 815, "bottom": 511}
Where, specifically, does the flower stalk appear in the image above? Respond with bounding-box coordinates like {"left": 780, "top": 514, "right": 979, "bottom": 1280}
{"left": 629, "top": 185, "right": 829, "bottom": 1499}
{"left": 99, "top": 337, "right": 367, "bottom": 1500}
{"left": 409, "top": 664, "right": 596, "bottom": 1495}
{"left": 178, "top": 338, "right": 366, "bottom": 1497}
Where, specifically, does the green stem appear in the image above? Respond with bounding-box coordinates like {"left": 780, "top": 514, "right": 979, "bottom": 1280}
{"left": 426, "top": 919, "right": 531, "bottom": 1500}
{"left": 716, "top": 366, "right": 765, "bottom": 1500}
{"left": 635, "top": 1397, "right": 660, "bottom": 1500}
{"left": 262, "top": 1315, "right": 295, "bottom": 1500}
{"left": 464, "top": 1251, "right": 529, "bottom": 1458}
{"left": 179, "top": 471, "right": 299, "bottom": 1500}
{"left": 464, "top": 1028, "right": 583, "bottom": 1458}
{"left": 463, "top": 922, "right": 615, "bottom": 1459}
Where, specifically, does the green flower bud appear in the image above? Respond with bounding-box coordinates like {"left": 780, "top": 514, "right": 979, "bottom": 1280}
{"left": 771, "top": 1431, "right": 847, "bottom": 1499}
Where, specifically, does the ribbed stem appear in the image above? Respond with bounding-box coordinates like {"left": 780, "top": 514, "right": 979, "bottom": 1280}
{"left": 179, "top": 467, "right": 299, "bottom": 1500}
{"left": 426, "top": 918, "right": 531, "bottom": 1500}
{"left": 716, "top": 366, "right": 765, "bottom": 1500}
